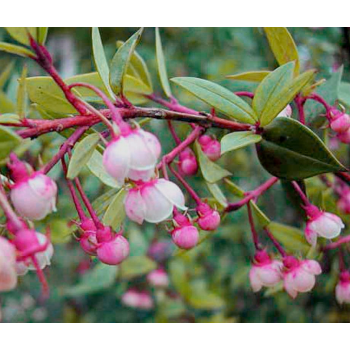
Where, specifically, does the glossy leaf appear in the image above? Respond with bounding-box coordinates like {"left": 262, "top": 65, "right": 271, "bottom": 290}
{"left": 0, "top": 42, "right": 33, "bottom": 58}
{"left": 156, "top": 28, "right": 172, "bottom": 97}
{"left": 171, "top": 77, "right": 257, "bottom": 124}
{"left": 0, "top": 126, "right": 22, "bottom": 161}
{"left": 119, "top": 256, "right": 157, "bottom": 280}
{"left": 5, "top": 27, "right": 37, "bottom": 45}
{"left": 102, "top": 188, "right": 126, "bottom": 230}
{"left": 109, "top": 28, "right": 144, "bottom": 96}
{"left": 226, "top": 71, "right": 270, "bottom": 82}
{"left": 67, "top": 133, "right": 100, "bottom": 179}
{"left": 256, "top": 116, "right": 346, "bottom": 180}
{"left": 264, "top": 27, "right": 300, "bottom": 75}
{"left": 92, "top": 27, "right": 115, "bottom": 99}
{"left": 221, "top": 131, "right": 261, "bottom": 155}
{"left": 195, "top": 141, "right": 232, "bottom": 183}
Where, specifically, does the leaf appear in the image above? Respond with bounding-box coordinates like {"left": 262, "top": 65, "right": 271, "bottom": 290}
{"left": 0, "top": 91, "right": 15, "bottom": 113}
{"left": 187, "top": 286, "right": 225, "bottom": 310}
{"left": 339, "top": 81, "right": 350, "bottom": 109}
{"left": 0, "top": 126, "right": 22, "bottom": 161}
{"left": 86, "top": 150, "right": 120, "bottom": 188}
{"left": 67, "top": 133, "right": 100, "bottom": 179}
{"left": 109, "top": 28, "right": 144, "bottom": 96}
{"left": 221, "top": 131, "right": 262, "bottom": 155}
{"left": 92, "top": 188, "right": 120, "bottom": 217}
{"left": 16, "top": 65, "right": 27, "bottom": 118}
{"left": 119, "top": 256, "right": 156, "bottom": 280}
{"left": 264, "top": 27, "right": 300, "bottom": 75}
{"left": 124, "top": 74, "right": 152, "bottom": 95}
{"left": 37, "top": 27, "right": 48, "bottom": 45}
{"left": 155, "top": 28, "right": 172, "bottom": 98}
{"left": 250, "top": 201, "right": 271, "bottom": 228}
{"left": 0, "top": 62, "right": 14, "bottom": 89}
{"left": 0, "top": 113, "right": 21, "bottom": 124}
{"left": 195, "top": 141, "right": 232, "bottom": 183}
{"left": 267, "top": 221, "right": 309, "bottom": 255}
{"left": 226, "top": 71, "right": 270, "bottom": 82}
{"left": 205, "top": 182, "right": 228, "bottom": 208}
{"left": 92, "top": 27, "right": 115, "bottom": 100}
{"left": 0, "top": 42, "right": 34, "bottom": 58}
{"left": 5, "top": 27, "right": 37, "bottom": 46}
{"left": 171, "top": 77, "right": 257, "bottom": 124}
{"left": 256, "top": 116, "right": 346, "bottom": 180}
{"left": 102, "top": 188, "right": 126, "bottom": 230}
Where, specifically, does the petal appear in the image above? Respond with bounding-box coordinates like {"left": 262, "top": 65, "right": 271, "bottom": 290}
{"left": 302, "top": 260, "right": 322, "bottom": 275}
{"left": 292, "top": 269, "right": 316, "bottom": 292}
{"left": 257, "top": 265, "right": 282, "bottom": 286}
{"left": 309, "top": 213, "right": 344, "bottom": 239}
{"left": 155, "top": 179, "right": 187, "bottom": 211}
{"left": 336, "top": 283, "right": 350, "bottom": 304}
{"left": 305, "top": 224, "right": 318, "bottom": 247}
{"left": 124, "top": 189, "right": 146, "bottom": 224}
{"left": 28, "top": 173, "right": 57, "bottom": 201}
{"left": 128, "top": 168, "right": 155, "bottom": 182}
{"left": 27, "top": 232, "right": 54, "bottom": 270}
{"left": 249, "top": 267, "right": 263, "bottom": 292}
{"left": 283, "top": 272, "right": 298, "bottom": 298}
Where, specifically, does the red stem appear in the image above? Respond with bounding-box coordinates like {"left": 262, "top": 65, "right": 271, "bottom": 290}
{"left": 323, "top": 235, "right": 350, "bottom": 250}
{"left": 247, "top": 202, "right": 260, "bottom": 250}
{"left": 167, "top": 121, "right": 181, "bottom": 145}
{"left": 291, "top": 181, "right": 310, "bottom": 206}
{"left": 264, "top": 227, "right": 287, "bottom": 257}
{"left": 295, "top": 94, "right": 306, "bottom": 125}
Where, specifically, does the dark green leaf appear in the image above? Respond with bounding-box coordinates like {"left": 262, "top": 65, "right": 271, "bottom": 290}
{"left": 221, "top": 131, "right": 261, "bottom": 155}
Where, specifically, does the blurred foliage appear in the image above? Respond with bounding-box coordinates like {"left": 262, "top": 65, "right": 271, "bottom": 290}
{"left": 1, "top": 27, "right": 350, "bottom": 323}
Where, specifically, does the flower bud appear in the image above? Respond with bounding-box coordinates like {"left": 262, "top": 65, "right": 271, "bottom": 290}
{"left": 96, "top": 234, "right": 130, "bottom": 265}
{"left": 171, "top": 213, "right": 199, "bottom": 250}
{"left": 196, "top": 202, "right": 221, "bottom": 231}
{"left": 337, "top": 128, "right": 350, "bottom": 144}
{"left": 330, "top": 108, "right": 350, "bottom": 133}
{"left": 178, "top": 148, "right": 198, "bottom": 176}
{"left": 198, "top": 135, "right": 221, "bottom": 161}
{"left": 147, "top": 269, "right": 169, "bottom": 287}
{"left": 121, "top": 289, "right": 154, "bottom": 310}
{"left": 335, "top": 271, "right": 350, "bottom": 305}
{"left": 10, "top": 172, "right": 57, "bottom": 221}
{"left": 0, "top": 237, "right": 17, "bottom": 292}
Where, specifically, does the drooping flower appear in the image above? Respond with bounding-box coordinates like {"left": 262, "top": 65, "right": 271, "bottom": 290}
{"left": 121, "top": 289, "right": 154, "bottom": 310}
{"left": 0, "top": 237, "right": 17, "bottom": 292}
{"left": 124, "top": 179, "right": 187, "bottom": 224}
{"left": 305, "top": 205, "right": 344, "bottom": 246}
{"left": 147, "top": 268, "right": 169, "bottom": 287}
{"left": 178, "top": 148, "right": 198, "bottom": 176}
{"left": 330, "top": 108, "right": 350, "bottom": 133}
{"left": 171, "top": 213, "right": 199, "bottom": 250}
{"left": 337, "top": 128, "right": 350, "bottom": 144}
{"left": 198, "top": 135, "right": 221, "bottom": 161}
{"left": 78, "top": 219, "right": 98, "bottom": 256}
{"left": 335, "top": 271, "right": 350, "bottom": 305}
{"left": 96, "top": 234, "right": 130, "bottom": 265}
{"left": 103, "top": 128, "right": 161, "bottom": 185}
{"left": 249, "top": 250, "right": 283, "bottom": 292}
{"left": 283, "top": 256, "right": 322, "bottom": 299}
{"left": 196, "top": 202, "right": 221, "bottom": 231}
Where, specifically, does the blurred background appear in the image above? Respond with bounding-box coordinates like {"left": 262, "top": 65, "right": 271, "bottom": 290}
{"left": 0, "top": 27, "right": 350, "bottom": 323}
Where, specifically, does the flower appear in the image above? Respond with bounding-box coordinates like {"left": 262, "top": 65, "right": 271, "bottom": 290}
{"left": 171, "top": 213, "right": 199, "bottom": 250}
{"left": 198, "top": 135, "right": 221, "bottom": 161}
{"left": 305, "top": 205, "right": 344, "bottom": 246}
{"left": 103, "top": 128, "right": 161, "bottom": 185}
{"left": 330, "top": 108, "right": 350, "bottom": 133}
{"left": 335, "top": 271, "right": 350, "bottom": 305}
{"left": 10, "top": 172, "right": 57, "bottom": 221}
{"left": 337, "top": 129, "right": 350, "bottom": 144}
{"left": 78, "top": 219, "right": 98, "bottom": 256}
{"left": 178, "top": 148, "right": 198, "bottom": 176}
{"left": 283, "top": 256, "right": 322, "bottom": 299}
{"left": 277, "top": 104, "right": 292, "bottom": 117}
{"left": 96, "top": 234, "right": 130, "bottom": 265}
{"left": 147, "top": 269, "right": 169, "bottom": 287}
{"left": 249, "top": 250, "right": 283, "bottom": 292}
{"left": 196, "top": 202, "right": 221, "bottom": 231}
{"left": 121, "top": 289, "right": 154, "bottom": 310}
{"left": 0, "top": 237, "right": 17, "bottom": 292}
{"left": 124, "top": 179, "right": 187, "bottom": 224}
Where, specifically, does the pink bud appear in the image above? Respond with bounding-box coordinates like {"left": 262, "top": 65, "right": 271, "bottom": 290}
{"left": 249, "top": 250, "right": 283, "bottom": 292}
{"left": 172, "top": 224, "right": 199, "bottom": 250}
{"left": 337, "top": 128, "right": 350, "bottom": 144}
{"left": 124, "top": 179, "right": 187, "bottom": 224}
{"left": 147, "top": 269, "right": 169, "bottom": 287}
{"left": 283, "top": 257, "right": 321, "bottom": 299}
{"left": 121, "top": 289, "right": 154, "bottom": 310}
{"left": 330, "top": 109, "right": 350, "bottom": 133}
{"left": 0, "top": 237, "right": 17, "bottom": 292}
{"left": 196, "top": 202, "right": 221, "bottom": 231}
{"left": 178, "top": 148, "right": 198, "bottom": 176}
{"left": 335, "top": 271, "right": 350, "bottom": 305}
{"left": 10, "top": 172, "right": 57, "bottom": 221}
{"left": 198, "top": 135, "right": 221, "bottom": 161}
{"left": 96, "top": 235, "right": 130, "bottom": 265}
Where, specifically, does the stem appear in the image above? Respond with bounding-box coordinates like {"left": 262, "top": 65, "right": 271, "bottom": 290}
{"left": 291, "top": 181, "right": 310, "bottom": 206}
{"left": 167, "top": 121, "right": 181, "bottom": 145}
{"left": 0, "top": 185, "right": 24, "bottom": 232}
{"left": 247, "top": 202, "right": 260, "bottom": 250}
{"left": 235, "top": 91, "right": 254, "bottom": 99}
{"left": 304, "top": 93, "right": 332, "bottom": 119}
{"left": 31, "top": 255, "right": 49, "bottom": 298}
{"left": 265, "top": 227, "right": 287, "bottom": 257}
{"left": 295, "top": 94, "right": 306, "bottom": 125}
{"left": 323, "top": 235, "right": 350, "bottom": 250}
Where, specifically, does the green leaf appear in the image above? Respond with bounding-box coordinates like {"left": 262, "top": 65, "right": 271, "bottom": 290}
{"left": 195, "top": 141, "right": 232, "bottom": 183}
{"left": 86, "top": 150, "right": 120, "bottom": 188}
{"left": 250, "top": 201, "right": 271, "bottom": 228}
{"left": 221, "top": 131, "right": 261, "bottom": 155}
{"left": 267, "top": 221, "right": 309, "bottom": 255}
{"left": 0, "top": 42, "right": 33, "bottom": 58}
{"left": 102, "top": 188, "right": 126, "bottom": 230}
{"left": 339, "top": 81, "right": 350, "bottom": 109}
{"left": 0, "top": 126, "right": 22, "bottom": 161}
{"left": 119, "top": 256, "right": 157, "bottom": 280}
{"left": 256, "top": 116, "right": 346, "bottom": 180}
{"left": 171, "top": 77, "right": 257, "bottom": 124}
{"left": 187, "top": 284, "right": 225, "bottom": 310}
{"left": 37, "top": 27, "right": 48, "bottom": 45}
{"left": 16, "top": 65, "right": 27, "bottom": 118}
{"left": 0, "top": 62, "right": 14, "bottom": 89}
{"left": 92, "top": 188, "right": 120, "bottom": 217}
{"left": 92, "top": 27, "right": 115, "bottom": 100}
{"left": 5, "top": 27, "right": 37, "bottom": 46}
{"left": 226, "top": 71, "right": 270, "bottom": 82}
{"left": 67, "top": 133, "right": 100, "bottom": 179}
{"left": 264, "top": 27, "right": 300, "bottom": 75}
{"left": 109, "top": 28, "right": 144, "bottom": 96}
{"left": 205, "top": 182, "right": 228, "bottom": 208}
{"left": 0, "top": 91, "right": 15, "bottom": 113}
{"left": 155, "top": 28, "right": 172, "bottom": 98}
{"left": 0, "top": 113, "right": 21, "bottom": 124}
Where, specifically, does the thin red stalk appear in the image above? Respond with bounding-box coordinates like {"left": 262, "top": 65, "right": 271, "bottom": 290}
{"left": 0, "top": 185, "right": 24, "bottom": 232}
{"left": 303, "top": 93, "right": 332, "bottom": 120}
{"left": 167, "top": 121, "right": 181, "bottom": 145}
{"left": 264, "top": 227, "right": 287, "bottom": 257}
{"left": 31, "top": 255, "right": 49, "bottom": 298}
{"left": 225, "top": 177, "right": 278, "bottom": 212}
{"left": 291, "top": 181, "right": 310, "bottom": 206}
{"left": 235, "top": 91, "right": 254, "bottom": 99}
{"left": 323, "top": 235, "right": 350, "bottom": 250}
{"left": 295, "top": 94, "right": 306, "bottom": 125}
{"left": 147, "top": 94, "right": 198, "bottom": 115}
{"left": 247, "top": 202, "right": 260, "bottom": 250}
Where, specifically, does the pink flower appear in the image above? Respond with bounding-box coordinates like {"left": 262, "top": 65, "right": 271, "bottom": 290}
{"left": 337, "top": 129, "right": 350, "bottom": 144}
{"left": 330, "top": 109, "right": 350, "bottom": 133}
{"left": 198, "top": 135, "right": 221, "bottom": 161}
{"left": 103, "top": 128, "right": 161, "bottom": 185}
{"left": 283, "top": 256, "right": 322, "bottom": 299}
{"left": 121, "top": 289, "right": 154, "bottom": 310}
{"left": 96, "top": 234, "right": 130, "bottom": 265}
{"left": 124, "top": 179, "right": 186, "bottom": 224}
{"left": 305, "top": 205, "right": 344, "bottom": 246}
{"left": 78, "top": 219, "right": 98, "bottom": 256}
{"left": 10, "top": 172, "right": 57, "bottom": 221}
{"left": 196, "top": 202, "right": 221, "bottom": 231}
{"left": 178, "top": 148, "right": 198, "bottom": 176}
{"left": 249, "top": 250, "right": 283, "bottom": 292}
{"left": 278, "top": 104, "right": 292, "bottom": 117}
{"left": 171, "top": 213, "right": 199, "bottom": 250}
{"left": 337, "top": 190, "right": 350, "bottom": 214}
{"left": 147, "top": 269, "right": 169, "bottom": 287}
{"left": 335, "top": 271, "right": 350, "bottom": 305}
{"left": 0, "top": 237, "right": 17, "bottom": 292}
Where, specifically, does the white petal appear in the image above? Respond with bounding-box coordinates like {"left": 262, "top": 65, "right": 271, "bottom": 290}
{"left": 309, "top": 213, "right": 344, "bottom": 239}
{"left": 249, "top": 266, "right": 262, "bottom": 292}
{"left": 283, "top": 274, "right": 298, "bottom": 299}
{"left": 302, "top": 260, "right": 322, "bottom": 275}
{"left": 293, "top": 269, "right": 316, "bottom": 292}
{"left": 155, "top": 179, "right": 187, "bottom": 211}
{"left": 124, "top": 189, "right": 146, "bottom": 224}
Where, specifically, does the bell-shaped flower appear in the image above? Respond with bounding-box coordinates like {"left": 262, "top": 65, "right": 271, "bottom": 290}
{"left": 0, "top": 237, "right": 17, "bottom": 292}
{"left": 96, "top": 234, "right": 130, "bottom": 265}
{"left": 330, "top": 108, "right": 350, "bottom": 133}
{"left": 335, "top": 271, "right": 350, "bottom": 305}
{"left": 121, "top": 289, "right": 154, "bottom": 310}
{"left": 103, "top": 128, "right": 161, "bottom": 185}
{"left": 171, "top": 213, "right": 199, "bottom": 250}
{"left": 196, "top": 202, "right": 220, "bottom": 231}
{"left": 147, "top": 268, "right": 169, "bottom": 287}
{"left": 283, "top": 256, "right": 322, "bottom": 299}
{"left": 124, "top": 179, "right": 187, "bottom": 224}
